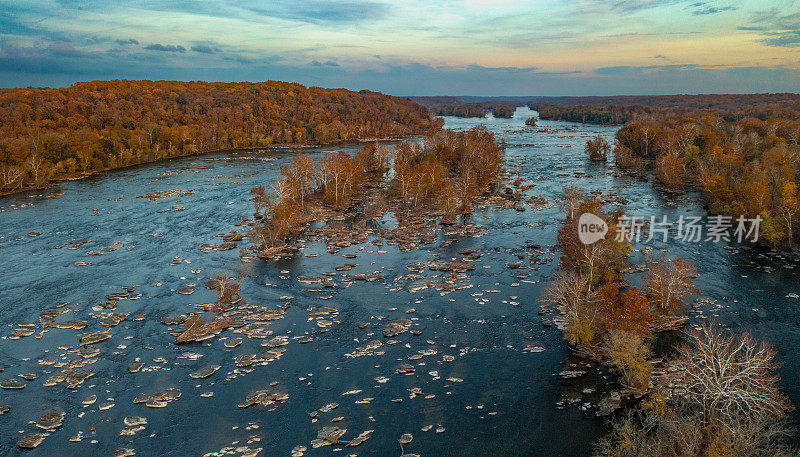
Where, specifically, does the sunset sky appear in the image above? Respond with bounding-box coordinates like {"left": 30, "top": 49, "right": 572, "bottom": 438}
{"left": 1, "top": 0, "right": 798, "bottom": 95}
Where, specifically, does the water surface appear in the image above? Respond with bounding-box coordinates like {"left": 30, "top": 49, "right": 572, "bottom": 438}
{"left": 1, "top": 107, "right": 798, "bottom": 456}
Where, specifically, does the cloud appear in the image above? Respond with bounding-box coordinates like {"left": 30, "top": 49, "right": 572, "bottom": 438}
{"left": 0, "top": 0, "right": 798, "bottom": 95}
{"left": 1, "top": 12, "right": 41, "bottom": 37}
{"left": 743, "top": 8, "right": 800, "bottom": 47}
{"left": 763, "top": 31, "right": 800, "bottom": 47}
{"left": 594, "top": 64, "right": 709, "bottom": 74}
{"left": 608, "top": 0, "right": 683, "bottom": 13}
{"left": 191, "top": 44, "right": 215, "bottom": 54}
{"left": 144, "top": 43, "right": 186, "bottom": 52}
{"left": 748, "top": 9, "right": 800, "bottom": 31}
{"left": 689, "top": 3, "right": 735, "bottom": 16}
{"left": 222, "top": 55, "right": 251, "bottom": 64}
{"left": 311, "top": 60, "right": 340, "bottom": 67}
{"left": 248, "top": 1, "right": 392, "bottom": 24}
{"left": 0, "top": 41, "right": 104, "bottom": 75}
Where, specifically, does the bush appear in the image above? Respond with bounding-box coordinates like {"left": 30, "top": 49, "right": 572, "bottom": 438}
{"left": 614, "top": 143, "right": 642, "bottom": 170}
{"left": 603, "top": 329, "right": 652, "bottom": 390}
{"left": 585, "top": 136, "right": 611, "bottom": 162}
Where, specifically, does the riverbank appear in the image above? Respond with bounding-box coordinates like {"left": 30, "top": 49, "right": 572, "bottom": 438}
{"left": 0, "top": 136, "right": 420, "bottom": 198}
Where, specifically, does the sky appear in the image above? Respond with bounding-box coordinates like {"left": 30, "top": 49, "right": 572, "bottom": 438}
{"left": 1, "top": 0, "right": 799, "bottom": 95}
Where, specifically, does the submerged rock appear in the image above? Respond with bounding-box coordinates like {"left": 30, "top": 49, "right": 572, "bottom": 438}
{"left": 224, "top": 338, "right": 243, "bottom": 348}
{"left": 1, "top": 379, "right": 26, "bottom": 389}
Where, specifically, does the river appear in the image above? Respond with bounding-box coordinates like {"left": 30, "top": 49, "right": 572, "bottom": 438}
{"left": 0, "top": 107, "right": 798, "bottom": 456}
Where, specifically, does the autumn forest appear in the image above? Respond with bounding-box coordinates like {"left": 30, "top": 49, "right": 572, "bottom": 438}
{"left": 0, "top": 80, "right": 440, "bottom": 193}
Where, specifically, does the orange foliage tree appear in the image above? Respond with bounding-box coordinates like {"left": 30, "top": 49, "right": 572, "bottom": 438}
{"left": 0, "top": 80, "right": 441, "bottom": 192}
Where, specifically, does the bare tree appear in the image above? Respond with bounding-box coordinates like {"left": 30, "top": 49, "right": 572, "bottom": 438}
{"left": 671, "top": 324, "right": 791, "bottom": 429}
{"left": 542, "top": 271, "right": 599, "bottom": 345}
{"left": 643, "top": 254, "right": 698, "bottom": 316}
{"left": 560, "top": 185, "right": 584, "bottom": 219}
{"left": 585, "top": 136, "right": 611, "bottom": 162}
{"left": 24, "top": 151, "right": 47, "bottom": 185}
{"left": 0, "top": 164, "right": 23, "bottom": 190}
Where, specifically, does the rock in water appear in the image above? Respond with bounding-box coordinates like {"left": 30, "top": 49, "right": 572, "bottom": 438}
{"left": 596, "top": 392, "right": 622, "bottom": 417}
{"left": 238, "top": 389, "right": 289, "bottom": 408}
{"left": 79, "top": 330, "right": 111, "bottom": 346}
{"left": 383, "top": 319, "right": 412, "bottom": 338}
{"left": 18, "top": 433, "right": 48, "bottom": 449}
{"left": 348, "top": 430, "right": 373, "bottom": 447}
{"left": 36, "top": 411, "right": 66, "bottom": 430}
{"left": 311, "top": 426, "right": 347, "bottom": 448}
{"left": 1, "top": 379, "right": 26, "bottom": 389}
{"left": 189, "top": 365, "right": 220, "bottom": 379}
{"left": 124, "top": 416, "right": 148, "bottom": 427}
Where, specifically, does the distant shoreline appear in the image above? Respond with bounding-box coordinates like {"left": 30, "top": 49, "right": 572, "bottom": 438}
{"left": 0, "top": 136, "right": 416, "bottom": 199}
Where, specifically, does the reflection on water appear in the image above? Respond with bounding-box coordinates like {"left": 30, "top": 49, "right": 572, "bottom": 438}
{"left": 0, "top": 107, "right": 798, "bottom": 456}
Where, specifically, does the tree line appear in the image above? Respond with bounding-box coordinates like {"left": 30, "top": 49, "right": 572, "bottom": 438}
{"left": 0, "top": 80, "right": 441, "bottom": 193}
{"left": 425, "top": 101, "right": 523, "bottom": 119}
{"left": 613, "top": 113, "right": 800, "bottom": 247}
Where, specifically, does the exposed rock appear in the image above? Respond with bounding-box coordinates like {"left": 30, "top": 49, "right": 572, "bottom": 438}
{"left": 238, "top": 389, "right": 289, "bottom": 408}
{"left": 348, "top": 430, "right": 373, "bottom": 447}
{"left": 596, "top": 392, "right": 622, "bottom": 417}
{"left": 124, "top": 416, "right": 147, "bottom": 427}
{"left": 175, "top": 316, "right": 235, "bottom": 344}
{"left": 311, "top": 426, "right": 347, "bottom": 448}
{"left": 50, "top": 319, "right": 88, "bottom": 330}
{"left": 189, "top": 365, "right": 220, "bottom": 379}
{"left": 383, "top": 319, "right": 412, "bottom": 338}
{"left": 79, "top": 330, "right": 111, "bottom": 346}
{"left": 18, "top": 433, "right": 48, "bottom": 449}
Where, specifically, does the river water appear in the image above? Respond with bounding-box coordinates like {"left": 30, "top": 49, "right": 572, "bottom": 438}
{"left": 0, "top": 107, "right": 798, "bottom": 456}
